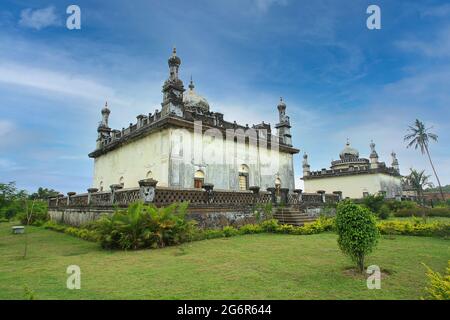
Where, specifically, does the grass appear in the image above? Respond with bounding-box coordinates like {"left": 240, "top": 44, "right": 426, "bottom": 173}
{"left": 0, "top": 221, "right": 448, "bottom": 300}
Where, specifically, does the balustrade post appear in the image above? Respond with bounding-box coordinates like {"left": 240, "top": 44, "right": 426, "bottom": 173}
{"left": 280, "top": 188, "right": 289, "bottom": 205}
{"left": 110, "top": 184, "right": 123, "bottom": 204}
{"left": 138, "top": 179, "right": 158, "bottom": 204}
{"left": 266, "top": 187, "right": 276, "bottom": 205}
{"left": 294, "top": 189, "right": 303, "bottom": 202}
{"left": 55, "top": 193, "right": 64, "bottom": 207}
{"left": 317, "top": 190, "right": 326, "bottom": 203}
{"left": 87, "top": 188, "right": 98, "bottom": 205}
{"left": 249, "top": 186, "right": 260, "bottom": 205}
{"left": 202, "top": 183, "right": 214, "bottom": 204}
{"left": 67, "top": 192, "right": 76, "bottom": 206}
{"left": 332, "top": 191, "right": 342, "bottom": 202}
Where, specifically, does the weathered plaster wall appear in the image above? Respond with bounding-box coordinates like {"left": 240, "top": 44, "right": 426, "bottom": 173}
{"left": 169, "top": 127, "right": 295, "bottom": 191}
{"left": 49, "top": 207, "right": 256, "bottom": 229}
{"left": 92, "top": 129, "right": 171, "bottom": 189}
{"left": 93, "top": 126, "right": 295, "bottom": 191}
{"left": 304, "top": 173, "right": 402, "bottom": 199}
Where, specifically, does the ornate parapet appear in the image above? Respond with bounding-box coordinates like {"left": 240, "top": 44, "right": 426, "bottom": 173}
{"left": 48, "top": 186, "right": 339, "bottom": 210}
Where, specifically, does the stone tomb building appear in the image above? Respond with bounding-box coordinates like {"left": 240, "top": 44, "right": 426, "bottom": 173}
{"left": 302, "top": 140, "right": 403, "bottom": 199}
{"left": 89, "top": 49, "right": 299, "bottom": 192}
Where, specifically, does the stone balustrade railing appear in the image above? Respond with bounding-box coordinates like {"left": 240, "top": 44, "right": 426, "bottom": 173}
{"left": 49, "top": 179, "right": 340, "bottom": 209}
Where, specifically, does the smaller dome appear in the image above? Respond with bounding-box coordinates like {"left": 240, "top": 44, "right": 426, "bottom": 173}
{"left": 339, "top": 141, "right": 359, "bottom": 160}
{"left": 183, "top": 78, "right": 210, "bottom": 112}
{"left": 277, "top": 97, "right": 286, "bottom": 110}
{"left": 168, "top": 47, "right": 181, "bottom": 66}
{"left": 101, "top": 101, "right": 110, "bottom": 114}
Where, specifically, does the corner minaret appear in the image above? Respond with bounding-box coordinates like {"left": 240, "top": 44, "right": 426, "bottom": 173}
{"left": 369, "top": 140, "right": 379, "bottom": 169}
{"left": 391, "top": 151, "right": 399, "bottom": 173}
{"left": 97, "top": 101, "right": 111, "bottom": 148}
{"left": 302, "top": 153, "right": 310, "bottom": 176}
{"left": 275, "top": 97, "right": 292, "bottom": 146}
{"left": 161, "top": 47, "right": 185, "bottom": 117}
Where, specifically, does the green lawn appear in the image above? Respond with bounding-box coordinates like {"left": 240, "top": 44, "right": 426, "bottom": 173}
{"left": 0, "top": 221, "right": 448, "bottom": 300}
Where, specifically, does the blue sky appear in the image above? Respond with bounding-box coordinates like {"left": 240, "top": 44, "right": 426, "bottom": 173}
{"left": 0, "top": 0, "right": 449, "bottom": 193}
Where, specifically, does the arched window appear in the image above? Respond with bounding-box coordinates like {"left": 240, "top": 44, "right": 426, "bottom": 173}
{"left": 146, "top": 171, "right": 153, "bottom": 179}
{"left": 194, "top": 170, "right": 205, "bottom": 189}
{"left": 99, "top": 181, "right": 103, "bottom": 192}
{"left": 119, "top": 176, "right": 124, "bottom": 187}
{"left": 238, "top": 164, "right": 249, "bottom": 191}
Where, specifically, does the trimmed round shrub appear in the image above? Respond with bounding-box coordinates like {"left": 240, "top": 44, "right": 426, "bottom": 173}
{"left": 335, "top": 201, "right": 379, "bottom": 272}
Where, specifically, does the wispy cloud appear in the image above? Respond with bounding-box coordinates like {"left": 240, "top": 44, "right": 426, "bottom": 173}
{"left": 254, "top": 0, "right": 288, "bottom": 13}
{"left": 0, "top": 120, "right": 15, "bottom": 146}
{"left": 0, "top": 62, "right": 126, "bottom": 105}
{"left": 395, "top": 25, "right": 450, "bottom": 58}
{"left": 18, "top": 6, "right": 61, "bottom": 30}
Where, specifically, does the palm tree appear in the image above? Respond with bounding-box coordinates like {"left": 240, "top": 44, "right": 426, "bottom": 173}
{"left": 405, "top": 169, "right": 434, "bottom": 204}
{"left": 404, "top": 119, "right": 444, "bottom": 201}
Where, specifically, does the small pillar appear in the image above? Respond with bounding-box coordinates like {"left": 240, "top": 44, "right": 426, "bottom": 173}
{"left": 138, "top": 179, "right": 158, "bottom": 204}
{"left": 55, "top": 193, "right": 64, "bottom": 207}
{"left": 202, "top": 183, "right": 214, "bottom": 204}
{"left": 249, "top": 186, "right": 260, "bottom": 204}
{"left": 87, "top": 188, "right": 98, "bottom": 205}
{"left": 294, "top": 189, "right": 303, "bottom": 202}
{"left": 266, "top": 187, "right": 276, "bottom": 205}
{"left": 280, "top": 188, "right": 289, "bottom": 205}
{"left": 67, "top": 192, "right": 76, "bottom": 206}
{"left": 317, "top": 190, "right": 326, "bottom": 203}
{"left": 332, "top": 191, "right": 343, "bottom": 201}
{"left": 110, "top": 184, "right": 123, "bottom": 204}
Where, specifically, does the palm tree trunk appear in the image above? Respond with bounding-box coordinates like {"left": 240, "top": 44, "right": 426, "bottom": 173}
{"left": 425, "top": 145, "right": 445, "bottom": 201}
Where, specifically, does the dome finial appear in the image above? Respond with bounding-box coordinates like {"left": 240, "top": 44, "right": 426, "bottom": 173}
{"left": 189, "top": 75, "right": 195, "bottom": 90}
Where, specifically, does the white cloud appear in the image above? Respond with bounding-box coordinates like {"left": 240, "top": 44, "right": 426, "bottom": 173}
{"left": 0, "top": 120, "right": 15, "bottom": 146}
{"left": 422, "top": 4, "right": 450, "bottom": 18}
{"left": 19, "top": 6, "right": 61, "bottom": 30}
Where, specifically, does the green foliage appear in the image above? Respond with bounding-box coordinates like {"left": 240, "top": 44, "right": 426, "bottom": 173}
{"left": 222, "top": 226, "right": 239, "bottom": 237}
{"left": 254, "top": 202, "right": 273, "bottom": 222}
{"left": 378, "top": 204, "right": 390, "bottom": 220}
{"left": 394, "top": 207, "right": 450, "bottom": 218}
{"left": 335, "top": 201, "right": 379, "bottom": 272}
{"left": 29, "top": 187, "right": 59, "bottom": 200}
{"left": 422, "top": 261, "right": 450, "bottom": 300}
{"left": 260, "top": 219, "right": 279, "bottom": 232}
{"left": 384, "top": 200, "right": 418, "bottom": 212}
{"left": 0, "top": 182, "right": 28, "bottom": 219}
{"left": 95, "top": 202, "right": 196, "bottom": 250}
{"left": 361, "top": 194, "right": 385, "bottom": 214}
{"left": 377, "top": 220, "right": 450, "bottom": 238}
{"left": 43, "top": 220, "right": 99, "bottom": 242}
{"left": 17, "top": 200, "right": 49, "bottom": 226}
{"left": 238, "top": 224, "right": 263, "bottom": 234}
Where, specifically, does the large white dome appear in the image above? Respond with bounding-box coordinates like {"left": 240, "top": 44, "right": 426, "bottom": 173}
{"left": 183, "top": 78, "right": 210, "bottom": 112}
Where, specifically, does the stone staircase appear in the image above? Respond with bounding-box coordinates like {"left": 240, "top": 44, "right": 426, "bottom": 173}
{"left": 273, "top": 206, "right": 317, "bottom": 226}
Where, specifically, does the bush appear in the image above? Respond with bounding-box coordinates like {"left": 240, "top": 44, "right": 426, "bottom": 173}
{"left": 95, "top": 202, "right": 196, "bottom": 250}
{"left": 384, "top": 200, "right": 418, "bottom": 212}
{"left": 361, "top": 194, "right": 385, "bottom": 214}
{"left": 378, "top": 204, "right": 390, "bottom": 220}
{"left": 377, "top": 220, "right": 450, "bottom": 238}
{"left": 17, "top": 200, "right": 49, "bottom": 225}
{"left": 423, "top": 261, "right": 450, "bottom": 300}
{"left": 260, "top": 219, "right": 279, "bottom": 232}
{"left": 43, "top": 221, "right": 99, "bottom": 242}
{"left": 238, "top": 224, "right": 263, "bottom": 234}
{"left": 335, "top": 201, "right": 379, "bottom": 273}
{"left": 394, "top": 207, "right": 450, "bottom": 218}
{"left": 222, "top": 226, "right": 239, "bottom": 237}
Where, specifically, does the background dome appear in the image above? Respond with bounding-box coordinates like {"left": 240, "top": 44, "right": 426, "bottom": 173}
{"left": 339, "top": 141, "right": 359, "bottom": 159}
{"left": 183, "top": 78, "right": 210, "bottom": 112}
